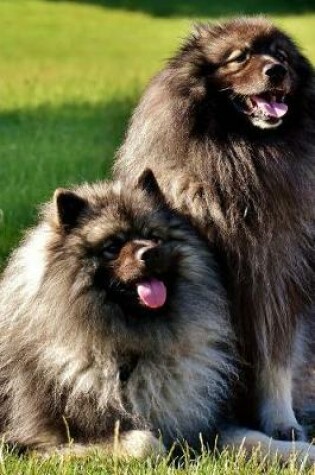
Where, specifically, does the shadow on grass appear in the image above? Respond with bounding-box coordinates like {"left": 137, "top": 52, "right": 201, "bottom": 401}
{"left": 46, "top": 0, "right": 314, "bottom": 17}
{"left": 0, "top": 95, "right": 137, "bottom": 264}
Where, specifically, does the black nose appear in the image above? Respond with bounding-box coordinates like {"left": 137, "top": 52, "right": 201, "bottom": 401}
{"left": 139, "top": 245, "right": 169, "bottom": 273}
{"left": 264, "top": 63, "right": 287, "bottom": 83}
{"left": 136, "top": 244, "right": 157, "bottom": 262}
{"left": 139, "top": 246, "right": 159, "bottom": 264}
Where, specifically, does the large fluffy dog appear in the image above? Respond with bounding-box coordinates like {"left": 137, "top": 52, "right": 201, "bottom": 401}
{"left": 115, "top": 17, "right": 315, "bottom": 441}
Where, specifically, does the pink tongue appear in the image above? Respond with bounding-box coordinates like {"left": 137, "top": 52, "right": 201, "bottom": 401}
{"left": 252, "top": 95, "right": 288, "bottom": 118}
{"left": 137, "top": 278, "right": 167, "bottom": 309}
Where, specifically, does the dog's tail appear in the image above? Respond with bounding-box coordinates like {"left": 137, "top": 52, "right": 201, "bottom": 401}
{"left": 220, "top": 427, "right": 315, "bottom": 466}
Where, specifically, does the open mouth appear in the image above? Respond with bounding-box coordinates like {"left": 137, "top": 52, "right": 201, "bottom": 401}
{"left": 233, "top": 91, "right": 288, "bottom": 128}
{"left": 106, "top": 277, "right": 168, "bottom": 316}
{"left": 136, "top": 278, "right": 167, "bottom": 309}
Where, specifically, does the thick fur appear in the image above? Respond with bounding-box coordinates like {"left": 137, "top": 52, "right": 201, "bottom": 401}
{"left": 0, "top": 174, "right": 235, "bottom": 457}
{"left": 115, "top": 17, "right": 315, "bottom": 440}
{"left": 293, "top": 309, "right": 315, "bottom": 437}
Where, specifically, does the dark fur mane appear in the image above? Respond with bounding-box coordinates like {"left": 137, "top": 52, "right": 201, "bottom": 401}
{"left": 115, "top": 18, "right": 315, "bottom": 365}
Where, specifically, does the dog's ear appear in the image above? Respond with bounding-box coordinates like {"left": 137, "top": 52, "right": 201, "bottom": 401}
{"left": 192, "top": 21, "right": 224, "bottom": 41}
{"left": 137, "top": 169, "right": 166, "bottom": 205}
{"left": 54, "top": 188, "right": 88, "bottom": 230}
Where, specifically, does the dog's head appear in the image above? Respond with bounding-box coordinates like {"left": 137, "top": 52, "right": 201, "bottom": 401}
{"left": 175, "top": 17, "right": 312, "bottom": 130}
{"left": 46, "top": 171, "right": 209, "bottom": 328}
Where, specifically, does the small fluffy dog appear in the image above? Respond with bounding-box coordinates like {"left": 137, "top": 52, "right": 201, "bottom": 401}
{"left": 115, "top": 17, "right": 315, "bottom": 441}
{"left": 0, "top": 170, "right": 235, "bottom": 457}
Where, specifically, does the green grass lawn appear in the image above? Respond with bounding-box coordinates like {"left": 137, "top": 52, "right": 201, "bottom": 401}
{"left": 1, "top": 0, "right": 315, "bottom": 265}
{"left": 0, "top": 0, "right": 314, "bottom": 473}
{"left": 2, "top": 445, "right": 315, "bottom": 475}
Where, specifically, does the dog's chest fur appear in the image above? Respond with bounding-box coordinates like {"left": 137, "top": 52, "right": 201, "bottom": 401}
{"left": 193, "top": 137, "right": 315, "bottom": 362}
{"left": 44, "top": 313, "right": 232, "bottom": 447}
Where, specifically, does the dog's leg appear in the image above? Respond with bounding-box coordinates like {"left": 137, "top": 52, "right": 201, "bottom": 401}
{"left": 220, "top": 427, "right": 315, "bottom": 465}
{"left": 8, "top": 385, "right": 165, "bottom": 460}
{"left": 35, "top": 430, "right": 166, "bottom": 460}
{"left": 258, "top": 365, "right": 305, "bottom": 441}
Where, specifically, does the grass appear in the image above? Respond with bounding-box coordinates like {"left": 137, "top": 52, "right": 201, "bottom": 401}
{"left": 0, "top": 0, "right": 314, "bottom": 473}
{"left": 1, "top": 446, "right": 315, "bottom": 475}
{"left": 1, "top": 0, "right": 315, "bottom": 265}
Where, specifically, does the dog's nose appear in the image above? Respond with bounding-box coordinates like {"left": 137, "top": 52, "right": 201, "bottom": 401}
{"left": 264, "top": 63, "right": 287, "bottom": 83}
{"left": 137, "top": 244, "right": 168, "bottom": 273}
{"left": 136, "top": 245, "right": 158, "bottom": 263}
{"left": 135, "top": 241, "right": 157, "bottom": 262}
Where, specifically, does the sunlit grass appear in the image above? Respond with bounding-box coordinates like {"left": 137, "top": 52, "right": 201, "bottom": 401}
{"left": 0, "top": 1, "right": 314, "bottom": 263}
{"left": 1, "top": 443, "right": 315, "bottom": 475}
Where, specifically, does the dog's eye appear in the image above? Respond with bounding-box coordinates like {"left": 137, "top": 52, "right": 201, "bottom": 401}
{"left": 275, "top": 49, "right": 288, "bottom": 63}
{"left": 150, "top": 233, "right": 163, "bottom": 244}
{"left": 228, "top": 49, "right": 250, "bottom": 64}
{"left": 102, "top": 239, "right": 123, "bottom": 259}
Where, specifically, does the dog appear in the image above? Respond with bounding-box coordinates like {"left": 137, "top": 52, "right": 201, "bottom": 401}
{"left": 115, "top": 17, "right": 315, "bottom": 442}
{"left": 0, "top": 170, "right": 236, "bottom": 457}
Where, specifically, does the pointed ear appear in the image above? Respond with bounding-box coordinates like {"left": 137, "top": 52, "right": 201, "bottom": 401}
{"left": 137, "top": 169, "right": 166, "bottom": 205}
{"left": 54, "top": 188, "right": 88, "bottom": 230}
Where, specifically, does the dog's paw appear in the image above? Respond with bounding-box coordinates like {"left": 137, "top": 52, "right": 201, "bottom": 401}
{"left": 270, "top": 422, "right": 306, "bottom": 442}
{"left": 261, "top": 413, "right": 307, "bottom": 442}
{"left": 261, "top": 410, "right": 307, "bottom": 442}
{"left": 118, "top": 430, "right": 166, "bottom": 459}
{"left": 33, "top": 431, "right": 166, "bottom": 461}
{"left": 259, "top": 382, "right": 306, "bottom": 442}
